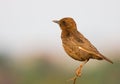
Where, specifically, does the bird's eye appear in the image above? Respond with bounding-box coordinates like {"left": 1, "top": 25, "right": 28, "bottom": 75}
{"left": 62, "top": 21, "right": 67, "bottom": 26}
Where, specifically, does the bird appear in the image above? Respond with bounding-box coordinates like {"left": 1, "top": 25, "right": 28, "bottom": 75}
{"left": 53, "top": 17, "right": 113, "bottom": 82}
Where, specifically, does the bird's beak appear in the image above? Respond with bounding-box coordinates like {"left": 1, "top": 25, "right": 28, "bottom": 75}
{"left": 53, "top": 20, "right": 59, "bottom": 24}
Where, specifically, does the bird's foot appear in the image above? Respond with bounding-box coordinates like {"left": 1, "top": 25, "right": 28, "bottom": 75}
{"left": 67, "top": 75, "right": 80, "bottom": 84}
{"left": 67, "top": 76, "right": 77, "bottom": 81}
{"left": 67, "top": 64, "right": 83, "bottom": 82}
{"left": 67, "top": 66, "right": 82, "bottom": 84}
{"left": 67, "top": 60, "right": 88, "bottom": 84}
{"left": 75, "top": 64, "right": 83, "bottom": 77}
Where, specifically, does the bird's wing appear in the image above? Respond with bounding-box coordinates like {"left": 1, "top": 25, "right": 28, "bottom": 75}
{"left": 71, "top": 31, "right": 113, "bottom": 63}
{"left": 72, "top": 31, "right": 100, "bottom": 54}
{"left": 70, "top": 36, "right": 102, "bottom": 59}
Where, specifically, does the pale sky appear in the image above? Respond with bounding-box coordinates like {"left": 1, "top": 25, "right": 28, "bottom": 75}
{"left": 0, "top": 0, "right": 120, "bottom": 56}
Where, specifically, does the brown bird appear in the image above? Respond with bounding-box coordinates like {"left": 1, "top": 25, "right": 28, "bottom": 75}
{"left": 53, "top": 17, "right": 113, "bottom": 82}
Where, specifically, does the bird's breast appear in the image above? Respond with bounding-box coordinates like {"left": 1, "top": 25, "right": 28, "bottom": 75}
{"left": 61, "top": 37, "right": 90, "bottom": 61}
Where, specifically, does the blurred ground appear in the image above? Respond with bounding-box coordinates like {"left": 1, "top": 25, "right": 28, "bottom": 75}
{"left": 0, "top": 52, "right": 120, "bottom": 84}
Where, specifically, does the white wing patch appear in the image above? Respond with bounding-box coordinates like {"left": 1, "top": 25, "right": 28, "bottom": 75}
{"left": 78, "top": 46, "right": 102, "bottom": 58}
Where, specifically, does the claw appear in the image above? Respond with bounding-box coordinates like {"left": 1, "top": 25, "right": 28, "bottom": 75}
{"left": 67, "top": 60, "right": 88, "bottom": 84}
{"left": 67, "top": 76, "right": 77, "bottom": 82}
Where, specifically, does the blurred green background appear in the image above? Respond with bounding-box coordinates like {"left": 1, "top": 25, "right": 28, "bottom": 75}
{"left": 0, "top": 52, "right": 120, "bottom": 84}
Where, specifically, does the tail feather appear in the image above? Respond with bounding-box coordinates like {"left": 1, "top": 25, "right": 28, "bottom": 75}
{"left": 103, "top": 56, "right": 113, "bottom": 64}
{"left": 100, "top": 54, "right": 113, "bottom": 64}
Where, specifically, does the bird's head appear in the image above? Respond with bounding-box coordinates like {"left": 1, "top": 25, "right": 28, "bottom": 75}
{"left": 53, "top": 17, "right": 77, "bottom": 31}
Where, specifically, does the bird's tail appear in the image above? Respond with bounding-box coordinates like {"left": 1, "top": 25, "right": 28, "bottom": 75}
{"left": 100, "top": 54, "right": 113, "bottom": 64}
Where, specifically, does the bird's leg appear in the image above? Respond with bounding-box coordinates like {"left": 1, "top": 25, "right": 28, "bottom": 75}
{"left": 67, "top": 60, "right": 88, "bottom": 82}
{"left": 75, "top": 60, "right": 88, "bottom": 77}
